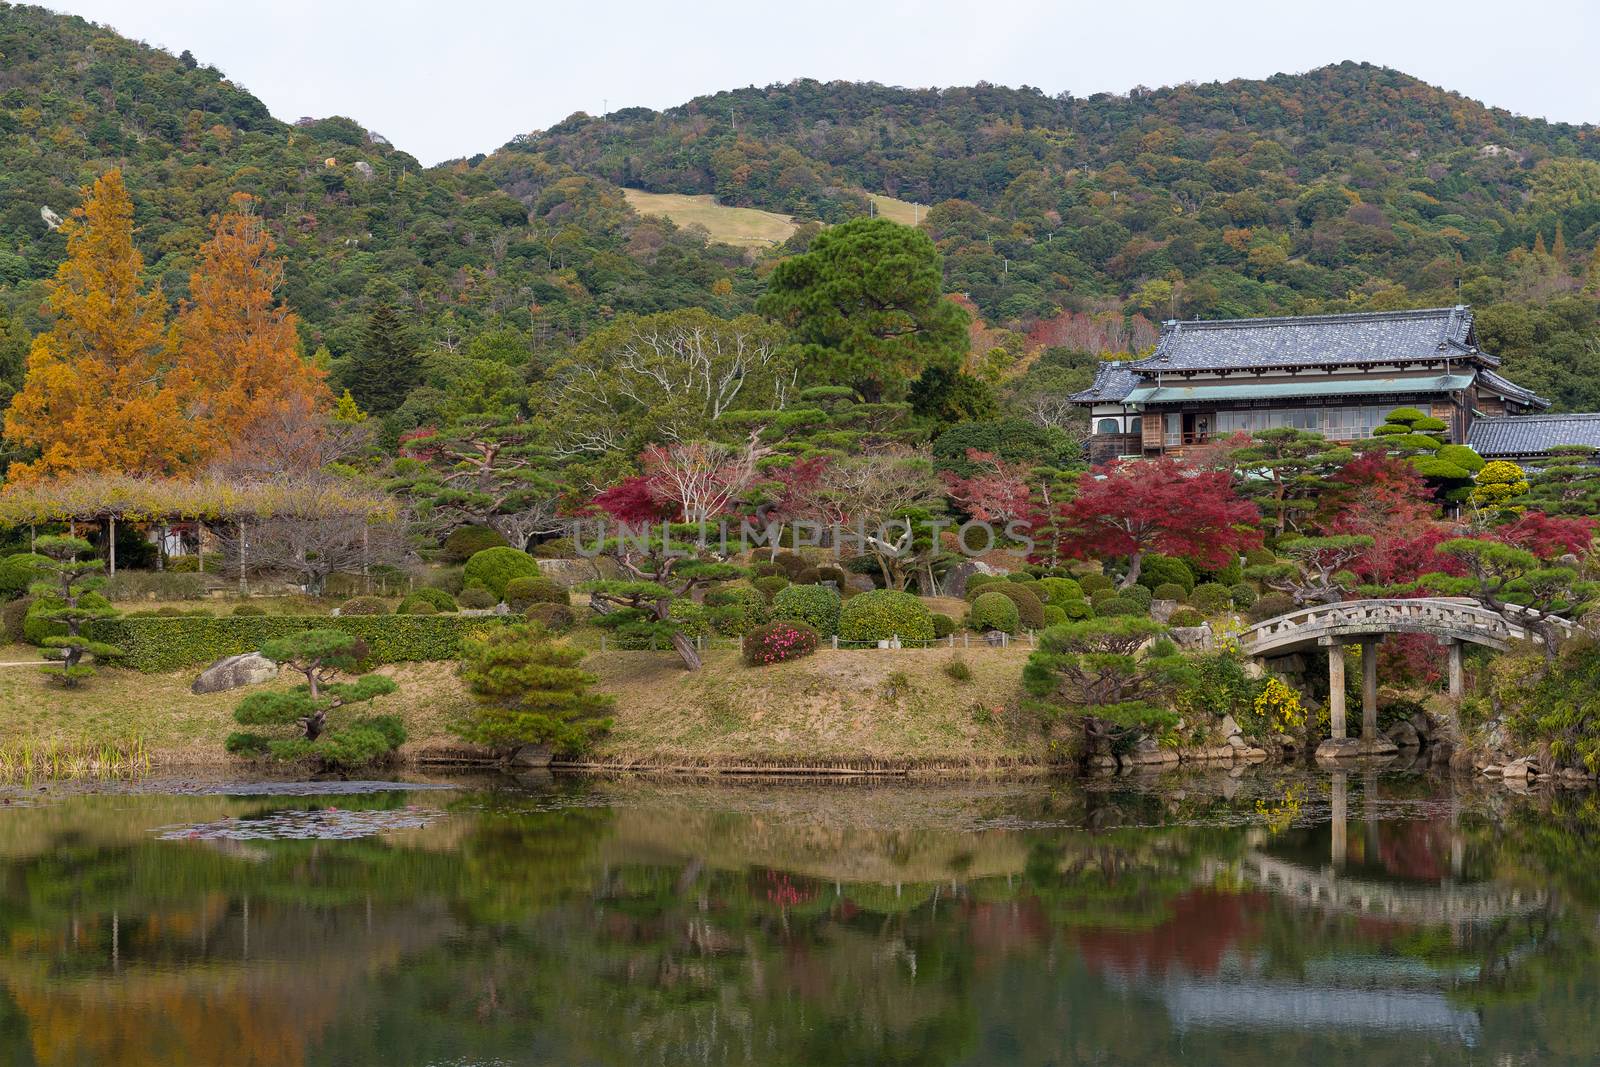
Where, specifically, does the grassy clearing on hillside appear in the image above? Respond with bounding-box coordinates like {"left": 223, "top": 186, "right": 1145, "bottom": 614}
{"left": 868, "top": 192, "right": 925, "bottom": 225}
{"left": 585, "top": 646, "right": 1044, "bottom": 768}
{"left": 622, "top": 189, "right": 797, "bottom": 247}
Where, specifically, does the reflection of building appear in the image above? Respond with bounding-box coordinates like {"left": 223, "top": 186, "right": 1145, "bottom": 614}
{"left": 1071, "top": 306, "right": 1557, "bottom": 466}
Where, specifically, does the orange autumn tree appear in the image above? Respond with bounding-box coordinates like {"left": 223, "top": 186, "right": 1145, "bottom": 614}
{"left": 171, "top": 196, "right": 328, "bottom": 456}
{"left": 5, "top": 170, "right": 194, "bottom": 483}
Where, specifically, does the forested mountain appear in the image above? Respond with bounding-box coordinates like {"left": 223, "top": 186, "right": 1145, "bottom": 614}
{"left": 5, "top": 1, "right": 1600, "bottom": 416}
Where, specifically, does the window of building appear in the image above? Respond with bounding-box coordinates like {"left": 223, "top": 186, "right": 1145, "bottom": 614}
{"left": 1096, "top": 418, "right": 1122, "bottom": 434}
{"left": 1214, "top": 405, "right": 1400, "bottom": 440}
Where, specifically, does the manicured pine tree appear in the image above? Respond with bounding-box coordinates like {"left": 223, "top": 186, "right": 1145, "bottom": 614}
{"left": 1232, "top": 427, "right": 1351, "bottom": 537}
{"left": 29, "top": 535, "right": 121, "bottom": 688}
{"left": 225, "top": 630, "right": 402, "bottom": 768}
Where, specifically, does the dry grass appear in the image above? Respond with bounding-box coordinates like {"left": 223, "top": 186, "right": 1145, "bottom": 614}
{"left": 622, "top": 189, "right": 797, "bottom": 248}
{"left": 868, "top": 192, "right": 926, "bottom": 225}
{"left": 585, "top": 646, "right": 1043, "bottom": 768}
{"left": 0, "top": 645, "right": 473, "bottom": 765}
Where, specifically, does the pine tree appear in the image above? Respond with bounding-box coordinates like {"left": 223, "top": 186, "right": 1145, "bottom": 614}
{"left": 171, "top": 195, "right": 328, "bottom": 457}
{"left": 4, "top": 170, "right": 192, "bottom": 482}
{"left": 453, "top": 624, "right": 614, "bottom": 755}
{"left": 342, "top": 280, "right": 419, "bottom": 416}
{"left": 1553, "top": 219, "right": 1569, "bottom": 263}
{"left": 29, "top": 535, "right": 121, "bottom": 688}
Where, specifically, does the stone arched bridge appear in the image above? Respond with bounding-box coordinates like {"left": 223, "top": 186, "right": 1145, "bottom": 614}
{"left": 1240, "top": 598, "right": 1577, "bottom": 756}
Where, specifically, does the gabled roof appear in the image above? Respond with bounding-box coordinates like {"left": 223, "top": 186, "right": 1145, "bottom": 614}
{"left": 1130, "top": 306, "right": 1487, "bottom": 374}
{"left": 1469, "top": 413, "right": 1600, "bottom": 458}
{"left": 1477, "top": 368, "right": 1551, "bottom": 410}
{"left": 1069, "top": 361, "right": 1139, "bottom": 404}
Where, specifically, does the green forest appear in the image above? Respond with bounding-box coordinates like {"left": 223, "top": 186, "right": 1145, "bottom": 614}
{"left": 4, "top": 0, "right": 1600, "bottom": 440}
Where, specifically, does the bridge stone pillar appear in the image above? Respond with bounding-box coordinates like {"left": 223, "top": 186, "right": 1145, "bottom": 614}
{"left": 1447, "top": 640, "right": 1464, "bottom": 701}
{"left": 1325, "top": 640, "right": 1346, "bottom": 739}
{"left": 1361, "top": 638, "right": 1380, "bottom": 740}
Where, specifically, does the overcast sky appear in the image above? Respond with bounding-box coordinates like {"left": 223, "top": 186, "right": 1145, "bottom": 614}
{"left": 48, "top": 0, "right": 1600, "bottom": 166}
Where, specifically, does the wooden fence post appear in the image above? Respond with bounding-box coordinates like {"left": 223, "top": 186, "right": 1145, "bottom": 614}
{"left": 107, "top": 514, "right": 116, "bottom": 577}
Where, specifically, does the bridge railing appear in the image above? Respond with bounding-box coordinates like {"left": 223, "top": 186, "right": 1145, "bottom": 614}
{"left": 1240, "top": 597, "right": 1576, "bottom": 652}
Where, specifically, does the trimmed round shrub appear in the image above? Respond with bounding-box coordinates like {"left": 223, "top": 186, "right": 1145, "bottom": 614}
{"left": 1122, "top": 584, "right": 1153, "bottom": 611}
{"left": 1152, "top": 582, "right": 1187, "bottom": 604}
{"left": 838, "top": 589, "right": 936, "bottom": 644}
{"left": 526, "top": 602, "right": 574, "bottom": 632}
{"left": 405, "top": 585, "right": 459, "bottom": 612}
{"left": 24, "top": 592, "right": 112, "bottom": 645}
{"left": 751, "top": 561, "right": 784, "bottom": 578}
{"left": 794, "top": 566, "right": 821, "bottom": 584}
{"left": 1096, "top": 596, "right": 1142, "bottom": 617}
{"left": 339, "top": 596, "right": 389, "bottom": 616}
{"left": 773, "top": 551, "right": 811, "bottom": 578}
{"left": 742, "top": 620, "right": 819, "bottom": 666}
{"left": 752, "top": 574, "right": 789, "bottom": 602}
{"left": 964, "top": 573, "right": 1004, "bottom": 595}
{"left": 1190, "top": 583, "right": 1232, "bottom": 614}
{"left": 1248, "top": 593, "right": 1295, "bottom": 622}
{"left": 1037, "top": 577, "right": 1083, "bottom": 605}
{"left": 1078, "top": 573, "right": 1115, "bottom": 596}
{"left": 1204, "top": 560, "right": 1244, "bottom": 586}
{"left": 462, "top": 547, "right": 540, "bottom": 599}
{"left": 773, "top": 583, "right": 842, "bottom": 635}
{"left": 2, "top": 595, "right": 32, "bottom": 644}
{"left": 1229, "top": 583, "right": 1257, "bottom": 608}
{"left": 0, "top": 553, "right": 50, "bottom": 600}
{"left": 1244, "top": 547, "right": 1277, "bottom": 567}
{"left": 530, "top": 536, "right": 575, "bottom": 559}
{"left": 405, "top": 601, "right": 439, "bottom": 615}
{"left": 1060, "top": 598, "right": 1094, "bottom": 621}
{"left": 1090, "top": 588, "right": 1117, "bottom": 609}
{"left": 442, "top": 525, "right": 508, "bottom": 562}
{"left": 232, "top": 603, "right": 267, "bottom": 617}
{"left": 709, "top": 603, "right": 755, "bottom": 636}
{"left": 668, "top": 599, "right": 711, "bottom": 638}
{"left": 1137, "top": 554, "right": 1196, "bottom": 594}
{"left": 1006, "top": 572, "right": 1036, "bottom": 584}
{"left": 1041, "top": 604, "right": 1067, "bottom": 626}
{"left": 989, "top": 583, "right": 1045, "bottom": 629}
{"left": 814, "top": 565, "right": 849, "bottom": 588}
{"left": 1168, "top": 607, "right": 1207, "bottom": 628}
{"left": 459, "top": 585, "right": 498, "bottom": 610}
{"left": 968, "top": 591, "right": 1020, "bottom": 634}
{"left": 503, "top": 576, "right": 566, "bottom": 613}
{"left": 931, "top": 612, "right": 957, "bottom": 638}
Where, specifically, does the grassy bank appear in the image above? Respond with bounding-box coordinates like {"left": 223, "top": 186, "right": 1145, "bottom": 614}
{"left": 0, "top": 644, "right": 1044, "bottom": 771}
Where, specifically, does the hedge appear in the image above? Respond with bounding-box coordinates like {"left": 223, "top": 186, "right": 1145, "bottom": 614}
{"left": 90, "top": 614, "right": 522, "bottom": 673}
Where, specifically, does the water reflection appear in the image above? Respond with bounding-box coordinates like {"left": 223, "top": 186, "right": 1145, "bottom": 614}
{"left": 0, "top": 771, "right": 1594, "bottom": 1065}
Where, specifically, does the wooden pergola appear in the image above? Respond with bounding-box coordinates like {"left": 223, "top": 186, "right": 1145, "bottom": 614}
{"left": 0, "top": 473, "right": 398, "bottom": 586}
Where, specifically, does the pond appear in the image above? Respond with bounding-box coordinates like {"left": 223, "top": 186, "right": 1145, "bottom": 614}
{"left": 0, "top": 768, "right": 1595, "bottom": 1065}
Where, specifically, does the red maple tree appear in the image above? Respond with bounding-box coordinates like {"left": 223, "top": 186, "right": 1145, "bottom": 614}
{"left": 1054, "top": 458, "right": 1260, "bottom": 588}
{"left": 941, "top": 448, "right": 1033, "bottom": 525}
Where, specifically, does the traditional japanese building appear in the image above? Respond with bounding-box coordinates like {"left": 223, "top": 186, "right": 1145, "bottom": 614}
{"left": 1071, "top": 306, "right": 1554, "bottom": 465}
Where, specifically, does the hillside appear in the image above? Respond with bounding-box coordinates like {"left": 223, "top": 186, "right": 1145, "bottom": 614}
{"left": 4, "top": 3, "right": 1600, "bottom": 411}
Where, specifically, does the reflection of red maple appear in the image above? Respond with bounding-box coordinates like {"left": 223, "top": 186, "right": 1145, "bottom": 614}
{"left": 1074, "top": 889, "right": 1267, "bottom": 978}
{"left": 963, "top": 898, "right": 1050, "bottom": 969}
{"left": 1377, "top": 818, "right": 1451, "bottom": 882}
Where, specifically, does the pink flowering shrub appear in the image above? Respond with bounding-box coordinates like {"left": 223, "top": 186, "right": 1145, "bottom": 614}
{"left": 742, "top": 620, "right": 819, "bottom": 667}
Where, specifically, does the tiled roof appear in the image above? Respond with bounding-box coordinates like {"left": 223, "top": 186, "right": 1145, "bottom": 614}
{"left": 1469, "top": 413, "right": 1600, "bottom": 458}
{"left": 1478, "top": 368, "right": 1551, "bottom": 410}
{"left": 1069, "top": 361, "right": 1139, "bottom": 404}
{"left": 1129, "top": 306, "right": 1485, "bottom": 373}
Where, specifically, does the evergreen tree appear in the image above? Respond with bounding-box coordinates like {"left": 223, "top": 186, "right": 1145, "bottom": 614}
{"left": 343, "top": 281, "right": 420, "bottom": 416}
{"left": 1233, "top": 427, "right": 1351, "bottom": 537}
{"left": 29, "top": 535, "right": 121, "bottom": 688}
{"left": 225, "top": 629, "right": 403, "bottom": 768}
{"left": 453, "top": 624, "right": 613, "bottom": 755}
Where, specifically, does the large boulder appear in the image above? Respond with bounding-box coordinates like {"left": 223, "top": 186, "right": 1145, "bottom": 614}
{"left": 942, "top": 560, "right": 998, "bottom": 598}
{"left": 191, "top": 652, "right": 279, "bottom": 695}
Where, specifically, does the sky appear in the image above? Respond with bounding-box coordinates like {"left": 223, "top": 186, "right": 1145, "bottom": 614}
{"left": 47, "top": 0, "right": 1600, "bottom": 166}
